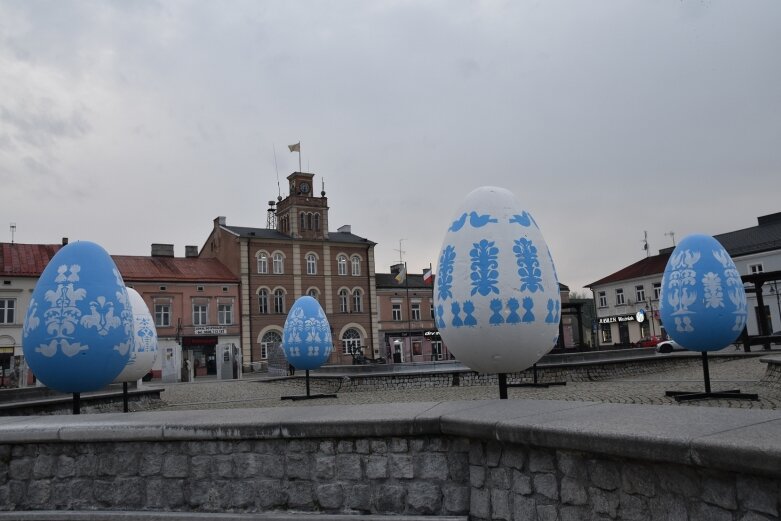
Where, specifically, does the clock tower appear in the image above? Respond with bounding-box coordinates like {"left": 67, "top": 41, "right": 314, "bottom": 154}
{"left": 275, "top": 172, "right": 329, "bottom": 240}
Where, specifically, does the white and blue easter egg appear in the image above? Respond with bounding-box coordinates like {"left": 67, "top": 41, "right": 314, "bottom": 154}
{"left": 114, "top": 288, "right": 158, "bottom": 383}
{"left": 434, "top": 186, "right": 561, "bottom": 373}
{"left": 22, "top": 241, "right": 133, "bottom": 393}
{"left": 660, "top": 234, "right": 747, "bottom": 351}
{"left": 282, "top": 296, "right": 333, "bottom": 370}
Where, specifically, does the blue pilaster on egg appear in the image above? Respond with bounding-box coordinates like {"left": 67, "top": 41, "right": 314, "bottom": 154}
{"left": 22, "top": 241, "right": 133, "bottom": 393}
{"left": 660, "top": 234, "right": 747, "bottom": 351}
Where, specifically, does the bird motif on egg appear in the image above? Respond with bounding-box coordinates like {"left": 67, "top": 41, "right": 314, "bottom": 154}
{"left": 435, "top": 186, "right": 561, "bottom": 373}
{"left": 282, "top": 296, "right": 333, "bottom": 370}
{"left": 659, "top": 234, "right": 747, "bottom": 351}
{"left": 114, "top": 287, "right": 158, "bottom": 383}
{"left": 22, "top": 241, "right": 134, "bottom": 393}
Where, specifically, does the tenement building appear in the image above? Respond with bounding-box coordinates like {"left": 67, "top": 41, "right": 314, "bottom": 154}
{"left": 200, "top": 172, "right": 379, "bottom": 370}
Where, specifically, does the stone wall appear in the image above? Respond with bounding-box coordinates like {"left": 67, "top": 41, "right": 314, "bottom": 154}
{"left": 1, "top": 400, "right": 780, "bottom": 519}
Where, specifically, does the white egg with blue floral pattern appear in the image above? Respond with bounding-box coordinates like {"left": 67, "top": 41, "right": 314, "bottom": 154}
{"left": 660, "top": 234, "right": 747, "bottom": 351}
{"left": 22, "top": 241, "right": 133, "bottom": 393}
{"left": 434, "top": 186, "right": 561, "bottom": 373}
{"left": 114, "top": 288, "right": 158, "bottom": 382}
{"left": 282, "top": 296, "right": 333, "bottom": 370}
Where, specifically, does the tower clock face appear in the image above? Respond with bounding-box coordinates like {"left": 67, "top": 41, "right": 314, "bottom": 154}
{"left": 300, "top": 182, "right": 310, "bottom": 193}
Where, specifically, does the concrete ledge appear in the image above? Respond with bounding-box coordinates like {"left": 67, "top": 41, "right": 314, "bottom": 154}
{"left": 2, "top": 399, "right": 781, "bottom": 478}
{"left": 0, "top": 512, "right": 468, "bottom": 521}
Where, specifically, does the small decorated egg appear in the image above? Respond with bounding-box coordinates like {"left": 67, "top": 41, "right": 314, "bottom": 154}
{"left": 114, "top": 288, "right": 158, "bottom": 383}
{"left": 282, "top": 296, "right": 333, "bottom": 370}
{"left": 22, "top": 241, "right": 133, "bottom": 393}
{"left": 434, "top": 186, "right": 561, "bottom": 373}
{"left": 660, "top": 234, "right": 747, "bottom": 351}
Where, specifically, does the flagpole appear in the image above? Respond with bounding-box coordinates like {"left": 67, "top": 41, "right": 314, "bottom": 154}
{"left": 298, "top": 141, "right": 302, "bottom": 172}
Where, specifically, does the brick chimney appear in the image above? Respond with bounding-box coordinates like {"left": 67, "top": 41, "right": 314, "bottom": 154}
{"left": 151, "top": 244, "right": 175, "bottom": 257}
{"left": 185, "top": 245, "right": 199, "bottom": 258}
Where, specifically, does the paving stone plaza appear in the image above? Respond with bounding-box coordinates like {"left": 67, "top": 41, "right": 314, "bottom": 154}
{"left": 143, "top": 353, "right": 781, "bottom": 412}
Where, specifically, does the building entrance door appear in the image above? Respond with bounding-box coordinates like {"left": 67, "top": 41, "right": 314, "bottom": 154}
{"left": 618, "top": 321, "right": 631, "bottom": 345}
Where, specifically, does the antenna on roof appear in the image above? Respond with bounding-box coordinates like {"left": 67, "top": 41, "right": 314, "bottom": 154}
{"left": 273, "top": 144, "right": 281, "bottom": 199}
{"left": 10, "top": 223, "right": 16, "bottom": 244}
{"left": 642, "top": 231, "right": 649, "bottom": 258}
{"left": 665, "top": 231, "right": 676, "bottom": 247}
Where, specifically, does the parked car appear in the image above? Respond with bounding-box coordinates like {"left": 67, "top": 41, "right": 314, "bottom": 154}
{"left": 656, "top": 340, "right": 686, "bottom": 353}
{"left": 635, "top": 336, "right": 661, "bottom": 348}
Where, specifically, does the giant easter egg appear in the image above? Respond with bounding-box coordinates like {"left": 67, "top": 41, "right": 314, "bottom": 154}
{"left": 282, "top": 296, "right": 333, "bottom": 370}
{"left": 114, "top": 288, "right": 158, "bottom": 382}
{"left": 22, "top": 241, "right": 133, "bottom": 393}
{"left": 660, "top": 234, "right": 747, "bottom": 351}
{"left": 434, "top": 186, "right": 561, "bottom": 373}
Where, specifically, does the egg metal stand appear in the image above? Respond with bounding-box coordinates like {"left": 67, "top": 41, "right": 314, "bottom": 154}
{"left": 281, "top": 370, "right": 337, "bottom": 401}
{"left": 513, "top": 363, "right": 567, "bottom": 388}
{"left": 664, "top": 351, "right": 758, "bottom": 402}
{"left": 72, "top": 393, "right": 81, "bottom": 414}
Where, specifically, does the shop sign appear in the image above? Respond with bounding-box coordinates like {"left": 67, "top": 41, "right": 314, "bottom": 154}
{"left": 194, "top": 327, "right": 227, "bottom": 335}
{"left": 423, "top": 331, "right": 441, "bottom": 340}
{"left": 598, "top": 314, "right": 636, "bottom": 325}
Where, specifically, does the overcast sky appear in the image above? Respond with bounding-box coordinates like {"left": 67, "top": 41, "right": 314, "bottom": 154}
{"left": 2, "top": 1, "right": 780, "bottom": 294}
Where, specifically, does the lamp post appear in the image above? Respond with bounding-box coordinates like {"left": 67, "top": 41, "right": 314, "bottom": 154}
{"left": 646, "top": 299, "right": 657, "bottom": 338}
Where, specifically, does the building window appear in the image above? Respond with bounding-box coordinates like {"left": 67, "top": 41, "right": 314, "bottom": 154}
{"left": 615, "top": 288, "right": 625, "bottom": 306}
{"left": 749, "top": 263, "right": 764, "bottom": 275}
{"left": 598, "top": 291, "right": 607, "bottom": 308}
{"left": 339, "top": 289, "right": 349, "bottom": 313}
{"left": 154, "top": 304, "right": 170, "bottom": 327}
{"left": 601, "top": 323, "right": 613, "bottom": 343}
{"left": 307, "top": 288, "right": 319, "bottom": 301}
{"left": 193, "top": 304, "right": 208, "bottom": 326}
{"left": 392, "top": 303, "right": 402, "bottom": 321}
{"left": 653, "top": 282, "right": 662, "bottom": 300}
{"left": 274, "top": 289, "right": 286, "bottom": 314}
{"left": 257, "top": 252, "right": 268, "bottom": 274}
{"left": 411, "top": 303, "right": 421, "bottom": 321}
{"left": 432, "top": 341, "right": 443, "bottom": 360}
{"left": 351, "top": 256, "right": 361, "bottom": 276}
{"left": 314, "top": 213, "right": 320, "bottom": 231}
{"left": 635, "top": 285, "right": 645, "bottom": 303}
{"left": 300, "top": 212, "right": 306, "bottom": 231}
{"left": 258, "top": 289, "right": 269, "bottom": 314}
{"left": 338, "top": 256, "right": 347, "bottom": 276}
{"left": 342, "top": 328, "right": 361, "bottom": 355}
{"left": 352, "top": 289, "right": 363, "bottom": 313}
{"left": 307, "top": 213, "right": 313, "bottom": 230}
{"left": 306, "top": 254, "right": 317, "bottom": 275}
{"left": 260, "top": 331, "right": 281, "bottom": 360}
{"left": 430, "top": 302, "right": 435, "bottom": 320}
{"left": 273, "top": 253, "right": 284, "bottom": 274}
{"left": 0, "top": 298, "right": 15, "bottom": 324}
{"left": 218, "top": 303, "right": 233, "bottom": 325}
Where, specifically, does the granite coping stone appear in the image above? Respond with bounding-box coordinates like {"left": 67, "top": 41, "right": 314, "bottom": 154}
{"left": 2, "top": 400, "right": 781, "bottom": 477}
{"left": 0, "top": 512, "right": 468, "bottom": 521}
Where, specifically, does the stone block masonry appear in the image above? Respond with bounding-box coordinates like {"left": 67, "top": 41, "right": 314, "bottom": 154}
{"left": 1, "top": 399, "right": 781, "bottom": 519}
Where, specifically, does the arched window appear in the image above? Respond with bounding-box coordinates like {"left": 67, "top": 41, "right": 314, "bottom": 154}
{"left": 351, "top": 256, "right": 361, "bottom": 276}
{"left": 260, "top": 330, "right": 281, "bottom": 360}
{"left": 314, "top": 213, "right": 320, "bottom": 231}
{"left": 337, "top": 255, "right": 347, "bottom": 276}
{"left": 338, "top": 289, "right": 349, "bottom": 313}
{"left": 342, "top": 328, "right": 362, "bottom": 355}
{"left": 300, "top": 212, "right": 306, "bottom": 231}
{"left": 274, "top": 288, "right": 286, "bottom": 314}
{"left": 307, "top": 288, "right": 319, "bottom": 301}
{"left": 307, "top": 213, "right": 313, "bottom": 230}
{"left": 352, "top": 289, "right": 363, "bottom": 313}
{"left": 257, "top": 252, "right": 268, "bottom": 274}
{"left": 306, "top": 254, "right": 317, "bottom": 275}
{"left": 273, "top": 252, "right": 284, "bottom": 274}
{"left": 258, "top": 289, "right": 269, "bottom": 314}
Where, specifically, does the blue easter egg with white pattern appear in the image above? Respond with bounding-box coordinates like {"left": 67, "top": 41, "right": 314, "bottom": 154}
{"left": 660, "top": 234, "right": 747, "bottom": 351}
{"left": 282, "top": 296, "right": 333, "bottom": 370}
{"left": 114, "top": 288, "right": 158, "bottom": 383}
{"left": 22, "top": 241, "right": 134, "bottom": 393}
{"left": 435, "top": 186, "right": 561, "bottom": 373}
